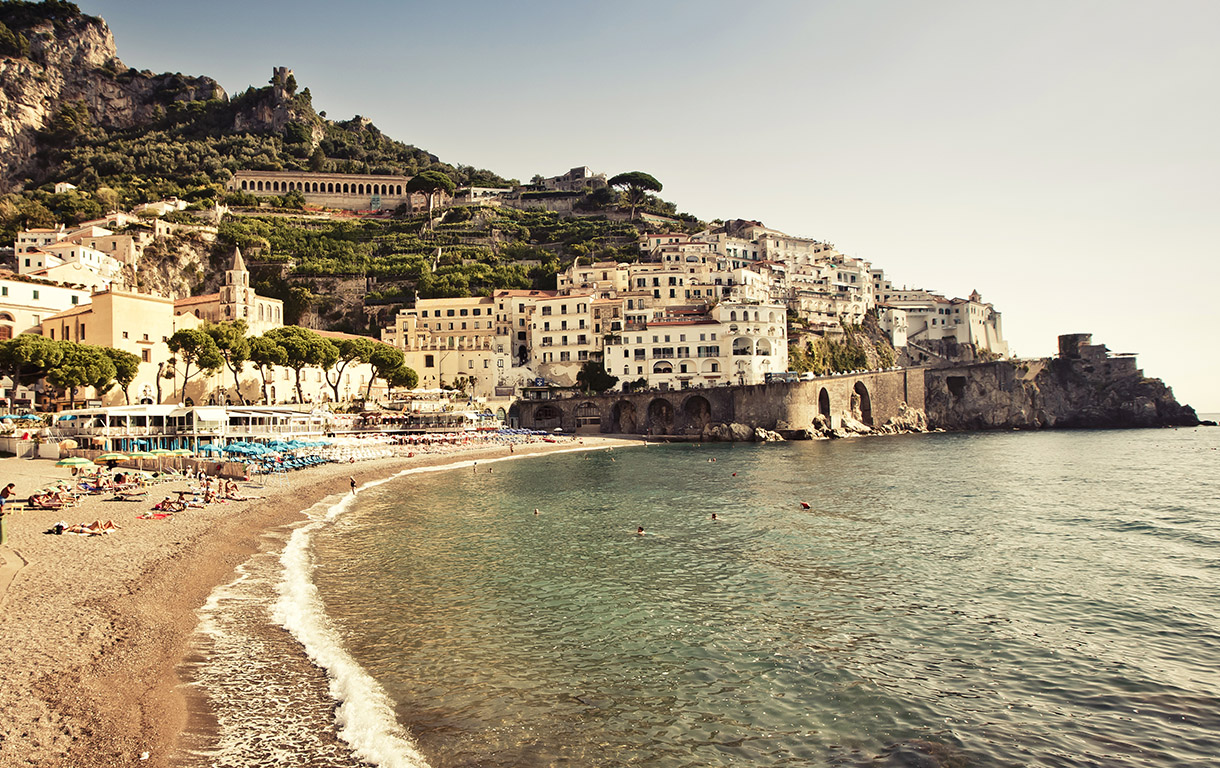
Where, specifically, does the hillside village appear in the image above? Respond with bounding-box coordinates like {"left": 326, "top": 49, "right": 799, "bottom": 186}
{"left": 2, "top": 180, "right": 1008, "bottom": 412}
{"left": 0, "top": 3, "right": 1010, "bottom": 431}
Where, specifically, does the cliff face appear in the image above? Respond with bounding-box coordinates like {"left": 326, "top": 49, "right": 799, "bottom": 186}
{"left": 925, "top": 353, "right": 1199, "bottom": 430}
{"left": 0, "top": 10, "right": 224, "bottom": 190}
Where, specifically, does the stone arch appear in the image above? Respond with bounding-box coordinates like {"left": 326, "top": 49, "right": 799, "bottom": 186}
{"left": 241, "top": 180, "right": 248, "bottom": 190}
{"left": 343, "top": 183, "right": 350, "bottom": 194}
{"left": 730, "top": 310, "right": 737, "bottom": 321}
{"left": 396, "top": 185, "right": 403, "bottom": 195}
{"left": 852, "top": 381, "right": 873, "bottom": 426}
{"left": 682, "top": 395, "right": 712, "bottom": 433}
{"left": 575, "top": 401, "right": 601, "bottom": 429}
{"left": 256, "top": 180, "right": 264, "bottom": 191}
{"left": 647, "top": 398, "right": 674, "bottom": 435}
{"left": 653, "top": 361, "right": 673, "bottom": 374}
{"left": 756, "top": 338, "right": 772, "bottom": 356}
{"left": 732, "top": 337, "right": 752, "bottom": 356}
{"left": 327, "top": 183, "right": 334, "bottom": 193}
{"left": 612, "top": 400, "right": 637, "bottom": 433}
{"left": 818, "top": 387, "right": 831, "bottom": 419}
{"left": 534, "top": 404, "right": 562, "bottom": 429}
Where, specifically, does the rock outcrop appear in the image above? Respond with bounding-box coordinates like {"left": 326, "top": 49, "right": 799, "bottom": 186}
{"left": 925, "top": 335, "right": 1199, "bottom": 430}
{"left": 0, "top": 8, "right": 223, "bottom": 190}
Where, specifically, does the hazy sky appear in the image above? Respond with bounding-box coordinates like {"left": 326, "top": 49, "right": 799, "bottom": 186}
{"left": 85, "top": 0, "right": 1220, "bottom": 411}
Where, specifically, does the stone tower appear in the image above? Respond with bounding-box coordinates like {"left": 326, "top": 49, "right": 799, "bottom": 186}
{"left": 221, "top": 247, "right": 253, "bottom": 323}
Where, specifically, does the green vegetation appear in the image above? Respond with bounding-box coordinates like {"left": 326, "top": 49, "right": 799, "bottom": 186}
{"left": 0, "top": 333, "right": 139, "bottom": 408}
{"left": 609, "top": 171, "right": 662, "bottom": 220}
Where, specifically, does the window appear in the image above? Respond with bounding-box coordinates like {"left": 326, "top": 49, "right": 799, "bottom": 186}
{"left": 460, "top": 309, "right": 468, "bottom": 316}
{"left": 497, "top": 359, "right": 504, "bottom": 368}
{"left": 143, "top": 334, "right": 149, "bottom": 341}
{"left": 142, "top": 349, "right": 150, "bottom": 363}
{"left": 425, "top": 355, "right": 435, "bottom": 367}
{"left": 0, "top": 287, "right": 5, "bottom": 296}
{"left": 447, "top": 309, "right": 455, "bottom": 317}
{"left": 122, "top": 331, "right": 129, "bottom": 339}
{"left": 78, "top": 325, "right": 84, "bottom": 340}
{"left": 32, "top": 289, "right": 39, "bottom": 300}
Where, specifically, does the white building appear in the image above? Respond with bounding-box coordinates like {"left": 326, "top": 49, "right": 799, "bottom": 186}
{"left": 604, "top": 301, "right": 788, "bottom": 390}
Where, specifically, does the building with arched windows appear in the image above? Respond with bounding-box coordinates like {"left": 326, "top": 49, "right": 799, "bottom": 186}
{"left": 603, "top": 301, "right": 788, "bottom": 390}
{"left": 227, "top": 170, "right": 430, "bottom": 212}
{"left": 172, "top": 248, "right": 283, "bottom": 335}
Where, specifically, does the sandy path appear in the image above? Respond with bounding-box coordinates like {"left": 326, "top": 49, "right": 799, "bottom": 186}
{"left": 0, "top": 436, "right": 636, "bottom": 768}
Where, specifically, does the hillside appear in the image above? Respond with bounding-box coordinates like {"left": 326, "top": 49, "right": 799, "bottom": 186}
{"left": 0, "top": 1, "right": 507, "bottom": 230}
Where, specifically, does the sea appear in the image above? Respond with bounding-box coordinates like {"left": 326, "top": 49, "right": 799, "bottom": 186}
{"left": 177, "top": 421, "right": 1220, "bottom": 768}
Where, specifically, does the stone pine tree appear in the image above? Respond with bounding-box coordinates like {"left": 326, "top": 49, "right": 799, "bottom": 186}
{"left": 166, "top": 329, "right": 224, "bottom": 403}
{"left": 366, "top": 343, "right": 407, "bottom": 399}
{"left": 248, "top": 335, "right": 288, "bottom": 404}
{"left": 324, "top": 337, "right": 377, "bottom": 402}
{"left": 405, "top": 170, "right": 456, "bottom": 230}
{"left": 205, "top": 320, "right": 251, "bottom": 404}
{"left": 608, "top": 171, "right": 662, "bottom": 220}
{"left": 102, "top": 347, "right": 141, "bottom": 405}
{"left": 265, "top": 326, "right": 338, "bottom": 404}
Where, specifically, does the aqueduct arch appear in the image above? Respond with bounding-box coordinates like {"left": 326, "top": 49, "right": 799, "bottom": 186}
{"left": 682, "top": 395, "right": 712, "bottom": 433}
{"left": 612, "top": 400, "right": 637, "bottom": 433}
{"left": 647, "top": 398, "right": 675, "bottom": 435}
{"left": 852, "top": 381, "right": 873, "bottom": 426}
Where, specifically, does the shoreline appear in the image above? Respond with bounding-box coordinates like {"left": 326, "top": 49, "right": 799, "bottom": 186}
{"left": 0, "top": 435, "right": 638, "bottom": 768}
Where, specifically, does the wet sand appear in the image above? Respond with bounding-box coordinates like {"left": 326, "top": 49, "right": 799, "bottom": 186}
{"left": 0, "top": 436, "right": 635, "bottom": 767}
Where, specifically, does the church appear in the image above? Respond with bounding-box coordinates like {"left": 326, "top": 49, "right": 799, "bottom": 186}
{"left": 173, "top": 248, "right": 284, "bottom": 335}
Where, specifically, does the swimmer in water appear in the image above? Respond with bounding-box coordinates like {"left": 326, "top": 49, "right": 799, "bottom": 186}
{"left": 712, "top": 513, "right": 717, "bottom": 520}
{"left": 637, "top": 526, "right": 645, "bottom": 535}
{"left": 534, "top": 508, "right": 540, "bottom": 515}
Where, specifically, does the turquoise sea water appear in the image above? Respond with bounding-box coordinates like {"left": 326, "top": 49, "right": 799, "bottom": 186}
{"left": 184, "top": 425, "right": 1220, "bottom": 767}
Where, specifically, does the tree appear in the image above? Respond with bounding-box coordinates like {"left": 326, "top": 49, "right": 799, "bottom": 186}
{"left": 0, "top": 335, "right": 65, "bottom": 396}
{"left": 102, "top": 347, "right": 141, "bottom": 404}
{"left": 46, "top": 343, "right": 116, "bottom": 409}
{"left": 576, "top": 359, "right": 618, "bottom": 394}
{"left": 405, "top": 170, "right": 455, "bottom": 230}
{"left": 166, "top": 328, "right": 223, "bottom": 402}
{"left": 265, "top": 326, "right": 338, "bottom": 403}
{"left": 205, "top": 320, "right": 251, "bottom": 404}
{"left": 608, "top": 171, "right": 662, "bottom": 220}
{"left": 386, "top": 364, "right": 418, "bottom": 397}
{"left": 248, "top": 335, "right": 287, "bottom": 404}
{"left": 365, "top": 343, "right": 407, "bottom": 399}
{"left": 324, "top": 336, "right": 376, "bottom": 402}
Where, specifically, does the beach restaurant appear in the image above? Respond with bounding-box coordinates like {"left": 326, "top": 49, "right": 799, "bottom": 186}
{"left": 48, "top": 404, "right": 332, "bottom": 452}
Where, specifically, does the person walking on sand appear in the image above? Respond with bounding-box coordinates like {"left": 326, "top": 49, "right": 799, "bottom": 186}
{"left": 0, "top": 483, "right": 14, "bottom": 516}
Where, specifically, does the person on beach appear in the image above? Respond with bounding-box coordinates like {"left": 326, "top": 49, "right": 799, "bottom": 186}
{"left": 0, "top": 483, "right": 14, "bottom": 516}
{"left": 350, "top": 477, "right": 357, "bottom": 493}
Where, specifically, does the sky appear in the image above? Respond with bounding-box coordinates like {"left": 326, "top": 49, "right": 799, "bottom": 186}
{"left": 84, "top": 0, "right": 1220, "bottom": 411}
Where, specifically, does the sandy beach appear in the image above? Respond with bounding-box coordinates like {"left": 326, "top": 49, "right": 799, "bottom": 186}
{"left": 0, "top": 435, "right": 636, "bottom": 768}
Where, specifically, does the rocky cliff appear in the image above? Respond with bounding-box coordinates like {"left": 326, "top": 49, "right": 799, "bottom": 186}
{"left": 925, "top": 336, "right": 1200, "bottom": 430}
{"left": 0, "top": 5, "right": 223, "bottom": 190}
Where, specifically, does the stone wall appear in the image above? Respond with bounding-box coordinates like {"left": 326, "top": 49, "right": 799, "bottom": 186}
{"left": 512, "top": 368, "right": 923, "bottom": 439}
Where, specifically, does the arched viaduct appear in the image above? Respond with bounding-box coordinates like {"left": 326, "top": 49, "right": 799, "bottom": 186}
{"left": 511, "top": 368, "right": 924, "bottom": 437}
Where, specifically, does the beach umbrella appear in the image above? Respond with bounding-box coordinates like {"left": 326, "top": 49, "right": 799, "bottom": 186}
{"left": 169, "top": 448, "right": 194, "bottom": 456}
{"left": 56, "top": 457, "right": 94, "bottom": 467}
{"left": 94, "top": 452, "right": 129, "bottom": 462}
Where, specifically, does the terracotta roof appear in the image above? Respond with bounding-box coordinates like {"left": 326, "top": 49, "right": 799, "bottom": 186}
{"left": 314, "top": 329, "right": 392, "bottom": 346}
{"left": 174, "top": 293, "right": 220, "bottom": 307}
{"left": 44, "top": 304, "right": 93, "bottom": 322}
{"left": 493, "top": 289, "right": 559, "bottom": 298}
